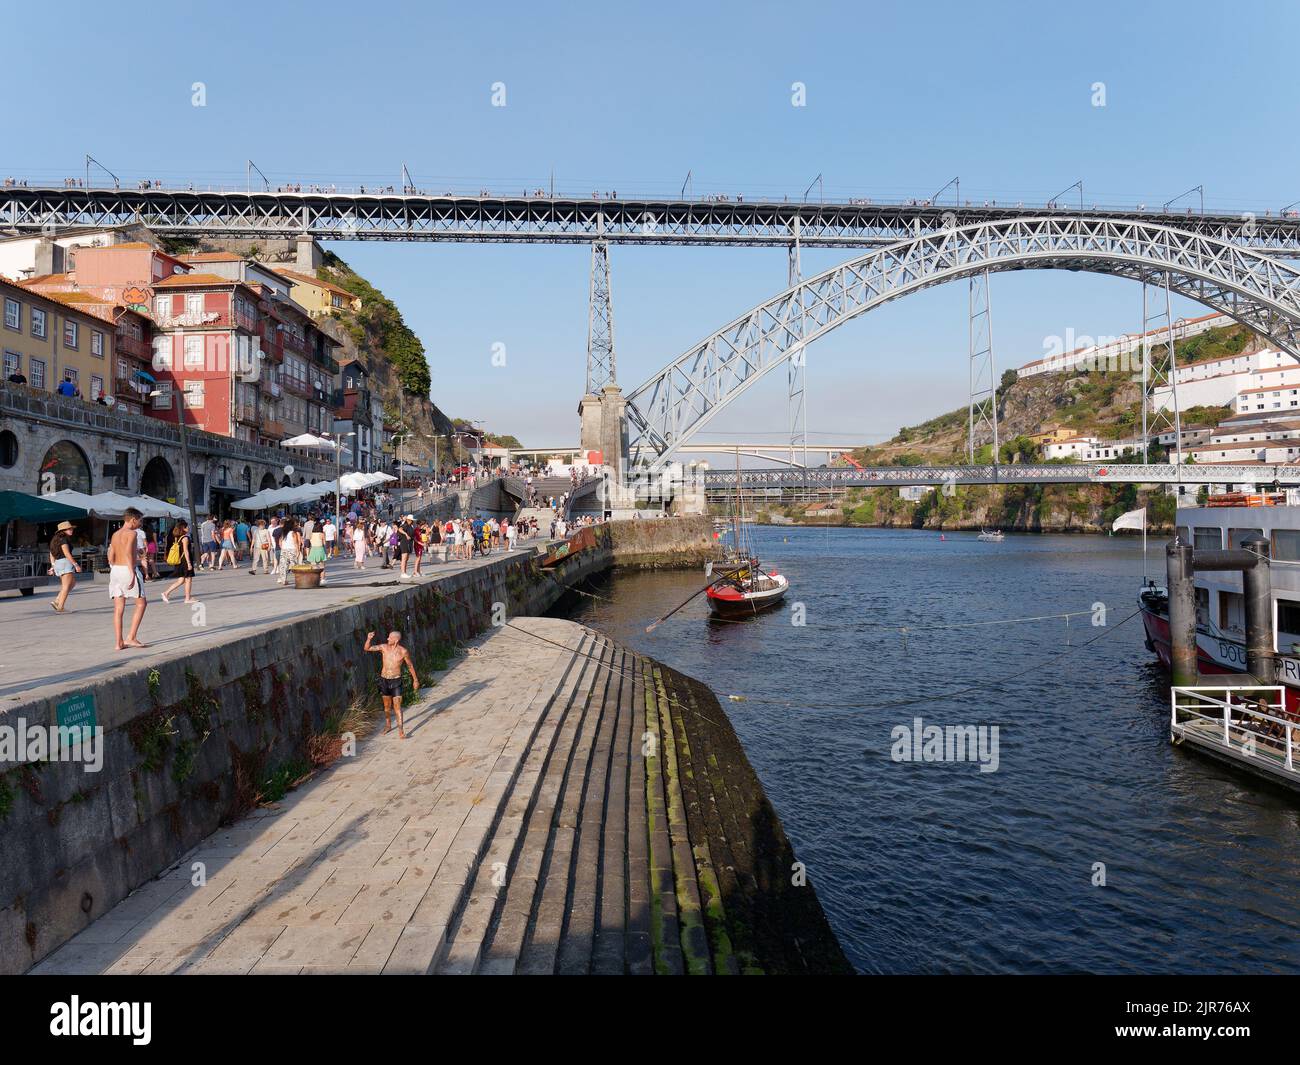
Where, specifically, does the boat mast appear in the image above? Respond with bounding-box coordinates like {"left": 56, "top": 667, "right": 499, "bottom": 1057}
{"left": 734, "top": 446, "right": 742, "bottom": 560}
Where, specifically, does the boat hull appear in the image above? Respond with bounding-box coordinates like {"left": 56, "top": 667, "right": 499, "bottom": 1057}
{"left": 707, "top": 575, "right": 789, "bottom": 617}
{"left": 1139, "top": 595, "right": 1300, "bottom": 713}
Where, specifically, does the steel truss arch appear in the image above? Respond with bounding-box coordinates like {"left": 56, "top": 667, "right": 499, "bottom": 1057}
{"left": 625, "top": 217, "right": 1300, "bottom": 469}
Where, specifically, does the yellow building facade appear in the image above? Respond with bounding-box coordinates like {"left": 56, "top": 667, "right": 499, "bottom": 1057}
{"left": 271, "top": 269, "right": 362, "bottom": 318}
{"left": 1, "top": 278, "right": 115, "bottom": 400}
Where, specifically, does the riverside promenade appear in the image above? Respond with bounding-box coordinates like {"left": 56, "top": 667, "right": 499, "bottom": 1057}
{"left": 2, "top": 524, "right": 849, "bottom": 975}
{"left": 27, "top": 616, "right": 848, "bottom": 974}
{"left": 0, "top": 542, "right": 523, "bottom": 707}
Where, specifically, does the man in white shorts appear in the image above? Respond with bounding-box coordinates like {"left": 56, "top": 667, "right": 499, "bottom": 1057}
{"left": 108, "top": 506, "right": 148, "bottom": 651}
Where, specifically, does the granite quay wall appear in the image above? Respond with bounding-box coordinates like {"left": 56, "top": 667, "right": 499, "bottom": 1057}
{"left": 609, "top": 515, "right": 720, "bottom": 570}
{"left": 0, "top": 528, "right": 612, "bottom": 974}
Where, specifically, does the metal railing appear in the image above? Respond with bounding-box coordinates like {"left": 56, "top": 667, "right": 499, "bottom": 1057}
{"left": 1170, "top": 684, "right": 1299, "bottom": 776}
{"left": 1, "top": 381, "right": 332, "bottom": 474}
{"left": 700, "top": 462, "right": 1300, "bottom": 490}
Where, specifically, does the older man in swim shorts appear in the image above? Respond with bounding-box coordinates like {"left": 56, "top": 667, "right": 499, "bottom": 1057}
{"left": 363, "top": 630, "right": 419, "bottom": 739}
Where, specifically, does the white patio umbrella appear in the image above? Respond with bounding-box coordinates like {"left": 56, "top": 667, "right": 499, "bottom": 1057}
{"left": 338, "top": 471, "right": 391, "bottom": 492}
{"left": 281, "top": 433, "right": 337, "bottom": 451}
{"left": 43, "top": 490, "right": 137, "bottom": 516}
{"left": 42, "top": 489, "right": 107, "bottom": 513}
{"left": 129, "top": 495, "right": 188, "bottom": 519}
{"left": 286, "top": 481, "right": 336, "bottom": 502}
{"left": 231, "top": 489, "right": 278, "bottom": 511}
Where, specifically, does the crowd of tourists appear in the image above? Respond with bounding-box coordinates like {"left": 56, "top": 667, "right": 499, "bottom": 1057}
{"left": 41, "top": 461, "right": 611, "bottom": 654}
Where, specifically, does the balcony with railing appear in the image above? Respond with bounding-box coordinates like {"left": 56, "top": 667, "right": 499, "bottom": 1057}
{"left": 115, "top": 332, "right": 151, "bottom": 361}
{"left": 234, "top": 402, "right": 260, "bottom": 426}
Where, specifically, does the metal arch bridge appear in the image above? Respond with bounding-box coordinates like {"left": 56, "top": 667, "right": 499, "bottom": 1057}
{"left": 4, "top": 183, "right": 1300, "bottom": 250}
{"left": 701, "top": 463, "right": 1300, "bottom": 491}
{"left": 624, "top": 216, "right": 1300, "bottom": 470}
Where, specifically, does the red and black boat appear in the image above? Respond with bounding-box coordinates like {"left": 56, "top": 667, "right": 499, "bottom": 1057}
{"left": 706, "top": 448, "right": 790, "bottom": 618}
{"left": 706, "top": 559, "right": 789, "bottom": 617}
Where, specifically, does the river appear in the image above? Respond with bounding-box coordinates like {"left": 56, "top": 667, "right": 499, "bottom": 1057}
{"left": 557, "top": 524, "right": 1300, "bottom": 974}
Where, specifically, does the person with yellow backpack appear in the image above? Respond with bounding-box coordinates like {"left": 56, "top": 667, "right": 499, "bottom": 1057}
{"left": 160, "top": 520, "right": 196, "bottom": 604}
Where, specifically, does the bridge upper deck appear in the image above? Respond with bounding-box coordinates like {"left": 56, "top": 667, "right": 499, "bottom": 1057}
{"left": 5, "top": 184, "right": 1300, "bottom": 250}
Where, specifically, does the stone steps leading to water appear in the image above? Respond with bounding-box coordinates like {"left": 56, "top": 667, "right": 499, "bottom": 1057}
{"left": 431, "top": 625, "right": 850, "bottom": 975}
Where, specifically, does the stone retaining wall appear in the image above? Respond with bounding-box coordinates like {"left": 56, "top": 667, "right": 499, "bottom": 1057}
{"left": 0, "top": 529, "right": 612, "bottom": 975}
{"left": 608, "top": 515, "right": 719, "bottom": 570}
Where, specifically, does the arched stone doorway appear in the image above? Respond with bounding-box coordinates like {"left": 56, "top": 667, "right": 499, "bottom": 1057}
{"left": 242, "top": 465, "right": 252, "bottom": 494}
{"left": 260, "top": 472, "right": 278, "bottom": 491}
{"left": 38, "top": 440, "right": 92, "bottom": 494}
{"left": 141, "top": 456, "right": 175, "bottom": 500}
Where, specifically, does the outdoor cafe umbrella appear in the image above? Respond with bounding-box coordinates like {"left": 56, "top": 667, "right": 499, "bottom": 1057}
{"left": 339, "top": 471, "right": 392, "bottom": 492}
{"left": 0, "top": 490, "right": 88, "bottom": 526}
{"left": 231, "top": 489, "right": 279, "bottom": 511}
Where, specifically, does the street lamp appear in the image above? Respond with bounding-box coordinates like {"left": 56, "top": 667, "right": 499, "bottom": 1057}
{"left": 321, "top": 430, "right": 355, "bottom": 531}
{"left": 391, "top": 431, "right": 413, "bottom": 490}
{"left": 150, "top": 388, "right": 199, "bottom": 536}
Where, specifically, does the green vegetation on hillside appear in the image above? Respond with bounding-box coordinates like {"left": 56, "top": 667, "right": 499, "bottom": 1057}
{"left": 1177, "top": 324, "right": 1252, "bottom": 366}
{"left": 320, "top": 252, "right": 431, "bottom": 397}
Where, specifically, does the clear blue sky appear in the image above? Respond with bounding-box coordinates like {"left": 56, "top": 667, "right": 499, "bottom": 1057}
{"left": 5, "top": 0, "right": 1299, "bottom": 449}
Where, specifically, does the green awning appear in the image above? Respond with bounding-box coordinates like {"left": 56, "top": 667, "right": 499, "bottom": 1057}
{"left": 0, "top": 491, "right": 89, "bottom": 526}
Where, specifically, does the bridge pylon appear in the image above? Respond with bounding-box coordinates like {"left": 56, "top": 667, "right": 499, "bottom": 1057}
{"left": 1139, "top": 273, "right": 1184, "bottom": 469}
{"left": 787, "top": 220, "right": 808, "bottom": 477}
{"left": 586, "top": 238, "right": 616, "bottom": 394}
{"left": 968, "top": 269, "right": 999, "bottom": 463}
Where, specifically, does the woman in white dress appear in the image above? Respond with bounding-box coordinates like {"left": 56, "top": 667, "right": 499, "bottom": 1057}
{"left": 276, "top": 520, "right": 302, "bottom": 585}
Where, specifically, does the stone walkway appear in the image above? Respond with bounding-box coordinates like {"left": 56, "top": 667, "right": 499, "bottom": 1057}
{"left": 0, "top": 540, "right": 543, "bottom": 708}
{"left": 29, "top": 617, "right": 589, "bottom": 975}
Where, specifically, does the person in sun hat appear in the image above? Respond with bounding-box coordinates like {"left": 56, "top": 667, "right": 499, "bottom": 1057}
{"left": 48, "top": 520, "right": 81, "bottom": 612}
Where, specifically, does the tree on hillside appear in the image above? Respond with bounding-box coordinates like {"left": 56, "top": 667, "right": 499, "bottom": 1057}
{"left": 321, "top": 261, "right": 432, "bottom": 398}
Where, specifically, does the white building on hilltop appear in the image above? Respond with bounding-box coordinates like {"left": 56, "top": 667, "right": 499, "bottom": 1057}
{"left": 1018, "top": 312, "right": 1232, "bottom": 378}
{"left": 1151, "top": 349, "right": 1299, "bottom": 412}
{"left": 1042, "top": 436, "right": 1143, "bottom": 461}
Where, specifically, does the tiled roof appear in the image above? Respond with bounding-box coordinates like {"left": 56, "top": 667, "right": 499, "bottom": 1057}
{"left": 180, "top": 252, "right": 244, "bottom": 262}
{"left": 272, "top": 267, "right": 357, "bottom": 300}
{"left": 1237, "top": 383, "right": 1300, "bottom": 396}
{"left": 153, "top": 272, "right": 237, "bottom": 288}
{"left": 21, "top": 272, "right": 74, "bottom": 286}
{"left": 0, "top": 275, "right": 112, "bottom": 322}
{"left": 1192, "top": 440, "right": 1274, "bottom": 453}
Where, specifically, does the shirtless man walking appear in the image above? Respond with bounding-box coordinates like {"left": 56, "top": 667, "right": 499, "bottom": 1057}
{"left": 108, "top": 506, "right": 148, "bottom": 650}
{"left": 364, "top": 630, "right": 419, "bottom": 739}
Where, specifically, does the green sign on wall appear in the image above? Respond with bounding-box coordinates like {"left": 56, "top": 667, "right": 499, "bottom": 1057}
{"left": 56, "top": 690, "right": 97, "bottom": 741}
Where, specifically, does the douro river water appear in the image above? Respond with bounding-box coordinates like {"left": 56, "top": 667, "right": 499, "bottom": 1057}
{"left": 558, "top": 524, "right": 1300, "bottom": 974}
